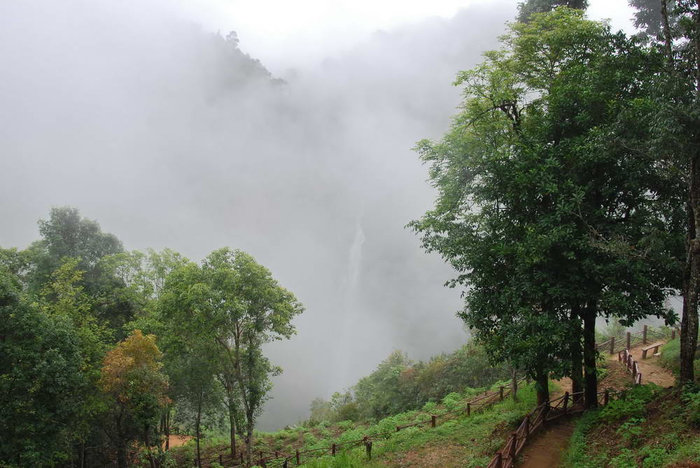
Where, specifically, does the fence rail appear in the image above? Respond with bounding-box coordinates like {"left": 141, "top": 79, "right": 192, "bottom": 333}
{"left": 198, "top": 379, "right": 527, "bottom": 467}
{"left": 194, "top": 324, "right": 677, "bottom": 467}
{"left": 486, "top": 388, "right": 620, "bottom": 468}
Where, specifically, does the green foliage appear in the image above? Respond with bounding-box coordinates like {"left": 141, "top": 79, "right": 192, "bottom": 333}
{"left": 599, "top": 385, "right": 658, "bottom": 423}
{"left": 565, "top": 386, "right": 700, "bottom": 467}
{"left": 517, "top": 0, "right": 588, "bottom": 23}
{"left": 682, "top": 386, "right": 700, "bottom": 427}
{"left": 411, "top": 7, "right": 681, "bottom": 403}
{"left": 659, "top": 337, "right": 700, "bottom": 378}
{"left": 0, "top": 268, "right": 88, "bottom": 466}
{"left": 616, "top": 417, "right": 645, "bottom": 447}
{"left": 310, "top": 343, "right": 512, "bottom": 424}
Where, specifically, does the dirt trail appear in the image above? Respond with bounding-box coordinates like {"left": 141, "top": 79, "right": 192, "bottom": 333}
{"left": 516, "top": 342, "right": 675, "bottom": 467}
{"left": 518, "top": 418, "right": 576, "bottom": 468}
{"left": 622, "top": 344, "right": 676, "bottom": 388}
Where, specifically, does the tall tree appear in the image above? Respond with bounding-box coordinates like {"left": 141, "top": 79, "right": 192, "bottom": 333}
{"left": 201, "top": 248, "right": 303, "bottom": 463}
{"left": 159, "top": 248, "right": 304, "bottom": 464}
{"left": 517, "top": 0, "right": 588, "bottom": 22}
{"left": 0, "top": 267, "right": 87, "bottom": 467}
{"left": 27, "top": 207, "right": 134, "bottom": 337}
{"left": 99, "top": 330, "right": 169, "bottom": 468}
{"left": 627, "top": 0, "right": 700, "bottom": 385}
{"left": 411, "top": 9, "right": 680, "bottom": 406}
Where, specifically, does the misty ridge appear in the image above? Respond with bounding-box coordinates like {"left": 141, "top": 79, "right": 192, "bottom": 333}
{"left": 0, "top": 0, "right": 516, "bottom": 429}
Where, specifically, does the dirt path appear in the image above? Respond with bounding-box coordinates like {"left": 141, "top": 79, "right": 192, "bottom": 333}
{"left": 622, "top": 344, "right": 676, "bottom": 388}
{"left": 518, "top": 418, "right": 576, "bottom": 468}
{"left": 516, "top": 342, "right": 675, "bottom": 467}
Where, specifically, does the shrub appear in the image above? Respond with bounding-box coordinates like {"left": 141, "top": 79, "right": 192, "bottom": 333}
{"left": 599, "top": 385, "right": 658, "bottom": 423}
{"left": 682, "top": 385, "right": 700, "bottom": 428}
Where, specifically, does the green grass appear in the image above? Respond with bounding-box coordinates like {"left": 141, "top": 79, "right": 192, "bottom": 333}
{"left": 169, "top": 380, "right": 559, "bottom": 467}
{"left": 658, "top": 337, "right": 700, "bottom": 378}
{"left": 563, "top": 385, "right": 700, "bottom": 468}
{"left": 288, "top": 382, "right": 545, "bottom": 467}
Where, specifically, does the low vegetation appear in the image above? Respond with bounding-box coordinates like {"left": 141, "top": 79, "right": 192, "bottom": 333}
{"left": 563, "top": 385, "right": 700, "bottom": 468}
{"left": 169, "top": 380, "right": 549, "bottom": 468}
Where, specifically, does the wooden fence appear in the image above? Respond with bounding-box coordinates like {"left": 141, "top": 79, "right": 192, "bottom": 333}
{"left": 485, "top": 388, "right": 619, "bottom": 468}
{"left": 618, "top": 348, "right": 643, "bottom": 385}
{"left": 198, "top": 379, "right": 527, "bottom": 467}
{"left": 196, "top": 324, "right": 676, "bottom": 467}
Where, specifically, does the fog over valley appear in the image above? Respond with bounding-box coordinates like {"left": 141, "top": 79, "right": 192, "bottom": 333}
{"left": 3, "top": 0, "right": 632, "bottom": 431}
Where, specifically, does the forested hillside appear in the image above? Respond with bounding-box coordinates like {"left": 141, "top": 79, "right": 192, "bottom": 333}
{"left": 1, "top": 208, "right": 303, "bottom": 467}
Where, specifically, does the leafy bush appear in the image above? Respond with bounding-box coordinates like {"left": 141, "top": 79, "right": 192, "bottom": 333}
{"left": 442, "top": 392, "right": 462, "bottom": 412}
{"left": 682, "top": 385, "right": 700, "bottom": 428}
{"left": 599, "top": 385, "right": 658, "bottom": 423}
{"left": 616, "top": 417, "right": 645, "bottom": 447}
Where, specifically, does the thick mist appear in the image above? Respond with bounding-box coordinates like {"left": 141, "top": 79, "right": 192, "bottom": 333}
{"left": 0, "top": 0, "right": 516, "bottom": 429}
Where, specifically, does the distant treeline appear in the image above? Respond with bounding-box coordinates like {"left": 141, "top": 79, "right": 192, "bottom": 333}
{"left": 308, "top": 344, "right": 512, "bottom": 424}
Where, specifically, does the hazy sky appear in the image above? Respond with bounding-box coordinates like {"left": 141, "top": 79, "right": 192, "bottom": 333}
{"left": 163, "top": 0, "right": 636, "bottom": 71}
{"left": 0, "top": 0, "right": 640, "bottom": 430}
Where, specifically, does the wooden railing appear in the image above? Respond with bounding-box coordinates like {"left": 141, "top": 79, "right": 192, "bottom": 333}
{"left": 618, "top": 348, "right": 643, "bottom": 385}
{"left": 197, "top": 379, "right": 526, "bottom": 467}
{"left": 486, "top": 388, "right": 618, "bottom": 468}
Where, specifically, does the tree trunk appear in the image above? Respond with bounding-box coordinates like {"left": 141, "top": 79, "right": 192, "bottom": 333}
{"left": 245, "top": 413, "right": 254, "bottom": 467}
{"left": 511, "top": 368, "right": 518, "bottom": 402}
{"left": 583, "top": 303, "right": 598, "bottom": 408}
{"left": 230, "top": 409, "right": 237, "bottom": 458}
{"left": 144, "top": 425, "right": 156, "bottom": 468}
{"left": 164, "top": 408, "right": 170, "bottom": 451}
{"left": 570, "top": 307, "right": 584, "bottom": 399}
{"left": 661, "top": 0, "right": 674, "bottom": 68}
{"left": 535, "top": 367, "right": 549, "bottom": 406}
{"left": 682, "top": 161, "right": 700, "bottom": 385}
{"left": 195, "top": 397, "right": 202, "bottom": 468}
{"left": 116, "top": 442, "right": 128, "bottom": 468}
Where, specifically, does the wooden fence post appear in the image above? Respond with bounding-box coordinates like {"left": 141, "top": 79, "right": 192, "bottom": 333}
{"left": 365, "top": 439, "right": 372, "bottom": 460}
{"left": 219, "top": 454, "right": 223, "bottom": 464}
{"left": 431, "top": 415, "right": 436, "bottom": 428}
{"left": 610, "top": 336, "right": 615, "bottom": 355}
{"left": 643, "top": 325, "right": 648, "bottom": 345}
{"left": 283, "top": 459, "right": 289, "bottom": 468}
{"left": 467, "top": 402, "right": 471, "bottom": 416}
{"left": 499, "top": 386, "right": 504, "bottom": 401}
{"left": 396, "top": 425, "right": 400, "bottom": 432}
{"left": 296, "top": 449, "right": 300, "bottom": 465}
{"left": 524, "top": 414, "right": 530, "bottom": 436}
{"left": 671, "top": 328, "right": 676, "bottom": 340}
{"left": 563, "top": 392, "right": 570, "bottom": 414}
{"left": 495, "top": 452, "right": 502, "bottom": 468}
{"left": 332, "top": 444, "right": 336, "bottom": 456}
{"left": 508, "top": 433, "right": 517, "bottom": 460}
{"left": 240, "top": 453, "right": 244, "bottom": 465}
{"left": 604, "top": 389, "right": 609, "bottom": 406}
{"left": 626, "top": 331, "right": 631, "bottom": 350}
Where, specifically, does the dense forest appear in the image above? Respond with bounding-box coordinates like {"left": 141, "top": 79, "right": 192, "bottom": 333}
{"left": 1, "top": 207, "right": 303, "bottom": 467}
{"left": 2, "top": 0, "right": 700, "bottom": 467}
{"left": 411, "top": 0, "right": 699, "bottom": 407}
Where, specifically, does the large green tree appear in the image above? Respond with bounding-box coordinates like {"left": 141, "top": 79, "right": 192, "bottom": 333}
{"left": 0, "top": 267, "right": 87, "bottom": 466}
{"left": 626, "top": 0, "right": 700, "bottom": 385}
{"left": 159, "top": 248, "right": 303, "bottom": 464}
{"left": 412, "top": 9, "right": 681, "bottom": 406}
{"left": 99, "top": 330, "right": 169, "bottom": 468}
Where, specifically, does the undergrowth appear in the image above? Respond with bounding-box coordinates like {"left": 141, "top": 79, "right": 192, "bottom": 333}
{"left": 171, "top": 380, "right": 552, "bottom": 467}
{"left": 563, "top": 385, "right": 700, "bottom": 468}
